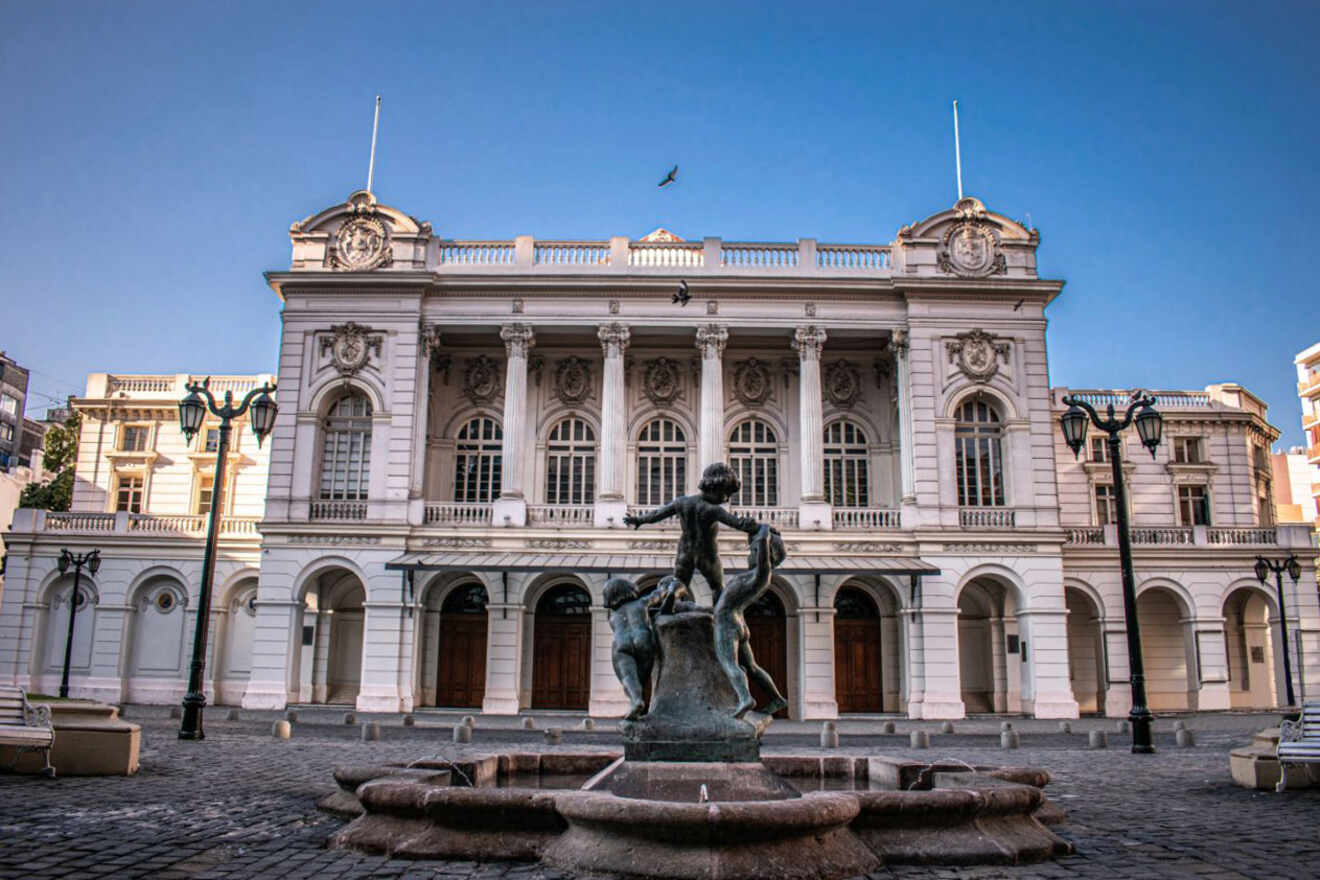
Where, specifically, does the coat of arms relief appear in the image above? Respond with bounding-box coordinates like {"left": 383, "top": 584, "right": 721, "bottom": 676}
{"left": 937, "top": 197, "right": 1006, "bottom": 278}
{"left": 321, "top": 322, "right": 384, "bottom": 377}
{"left": 946, "top": 329, "right": 1010, "bottom": 383}
{"left": 329, "top": 192, "right": 393, "bottom": 271}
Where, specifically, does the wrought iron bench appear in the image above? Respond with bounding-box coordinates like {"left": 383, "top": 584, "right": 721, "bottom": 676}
{"left": 0, "top": 685, "right": 55, "bottom": 777}
{"left": 1276, "top": 701, "right": 1320, "bottom": 792}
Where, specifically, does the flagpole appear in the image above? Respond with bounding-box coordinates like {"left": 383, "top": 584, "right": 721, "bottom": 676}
{"left": 366, "top": 95, "right": 381, "bottom": 195}
{"left": 952, "top": 99, "right": 963, "bottom": 201}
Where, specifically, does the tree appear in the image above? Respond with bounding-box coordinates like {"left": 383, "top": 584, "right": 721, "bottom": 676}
{"left": 18, "top": 413, "right": 80, "bottom": 512}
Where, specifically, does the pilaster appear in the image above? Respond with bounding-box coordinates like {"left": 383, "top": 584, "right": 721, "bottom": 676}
{"left": 494, "top": 324, "right": 535, "bottom": 526}
{"left": 596, "top": 323, "right": 630, "bottom": 527}
{"left": 695, "top": 325, "right": 728, "bottom": 472}
{"left": 793, "top": 325, "right": 831, "bottom": 528}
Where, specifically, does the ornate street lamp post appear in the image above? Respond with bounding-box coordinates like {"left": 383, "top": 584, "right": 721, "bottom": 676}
{"left": 1254, "top": 554, "right": 1302, "bottom": 708}
{"left": 1060, "top": 393, "right": 1163, "bottom": 754}
{"left": 176, "top": 378, "right": 277, "bottom": 740}
{"left": 56, "top": 548, "right": 101, "bottom": 698}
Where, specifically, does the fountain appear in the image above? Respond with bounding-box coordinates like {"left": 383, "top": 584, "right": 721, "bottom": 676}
{"left": 324, "top": 478, "right": 1070, "bottom": 877}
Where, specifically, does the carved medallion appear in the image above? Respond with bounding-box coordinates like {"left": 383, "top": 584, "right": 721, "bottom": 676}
{"left": 321, "top": 322, "right": 382, "bottom": 377}
{"left": 462, "top": 355, "right": 501, "bottom": 403}
{"left": 946, "top": 329, "right": 1010, "bottom": 382}
{"left": 938, "top": 200, "right": 1006, "bottom": 278}
{"left": 824, "top": 360, "right": 862, "bottom": 407}
{"left": 332, "top": 214, "right": 391, "bottom": 271}
{"left": 554, "top": 357, "right": 592, "bottom": 405}
{"left": 642, "top": 358, "right": 681, "bottom": 406}
{"left": 733, "top": 358, "right": 773, "bottom": 405}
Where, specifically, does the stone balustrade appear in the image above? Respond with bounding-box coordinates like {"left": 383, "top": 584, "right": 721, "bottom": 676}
{"left": 309, "top": 500, "right": 368, "bottom": 521}
{"left": 18, "top": 510, "right": 260, "bottom": 537}
{"left": 423, "top": 502, "right": 493, "bottom": 525}
{"left": 959, "top": 509, "right": 1017, "bottom": 529}
{"left": 832, "top": 508, "right": 901, "bottom": 529}
{"left": 1064, "top": 524, "right": 1282, "bottom": 547}
{"left": 526, "top": 504, "right": 595, "bottom": 526}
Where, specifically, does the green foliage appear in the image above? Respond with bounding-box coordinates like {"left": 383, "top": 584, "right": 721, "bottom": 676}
{"left": 18, "top": 414, "right": 80, "bottom": 512}
{"left": 19, "top": 469, "right": 73, "bottom": 512}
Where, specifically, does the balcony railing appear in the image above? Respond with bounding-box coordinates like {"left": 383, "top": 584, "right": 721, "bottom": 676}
{"left": 1065, "top": 527, "right": 1105, "bottom": 545}
{"left": 730, "top": 507, "right": 800, "bottom": 529}
{"left": 959, "top": 509, "right": 1016, "bottom": 529}
{"left": 1066, "top": 524, "right": 1281, "bottom": 547}
{"left": 309, "top": 500, "right": 367, "bottom": 521}
{"left": 1206, "top": 527, "right": 1277, "bottom": 545}
{"left": 422, "top": 502, "right": 491, "bottom": 525}
{"left": 833, "top": 508, "right": 901, "bottom": 529}
{"left": 30, "top": 511, "right": 259, "bottom": 537}
{"left": 44, "top": 512, "right": 117, "bottom": 532}
{"left": 1130, "top": 526, "right": 1193, "bottom": 545}
{"left": 526, "top": 504, "right": 594, "bottom": 526}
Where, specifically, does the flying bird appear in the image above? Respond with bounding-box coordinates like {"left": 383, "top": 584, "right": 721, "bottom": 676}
{"left": 658, "top": 165, "right": 678, "bottom": 187}
{"left": 673, "top": 281, "right": 691, "bottom": 306}
{"left": 1013, "top": 299, "right": 1024, "bottom": 311}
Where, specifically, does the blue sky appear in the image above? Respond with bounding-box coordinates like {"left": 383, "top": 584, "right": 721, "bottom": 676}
{"left": 2, "top": 1, "right": 1316, "bottom": 448}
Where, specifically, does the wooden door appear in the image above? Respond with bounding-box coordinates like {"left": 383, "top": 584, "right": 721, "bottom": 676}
{"left": 531, "top": 585, "right": 592, "bottom": 710}
{"left": 746, "top": 592, "right": 788, "bottom": 718}
{"left": 435, "top": 615, "right": 487, "bottom": 708}
{"left": 834, "top": 588, "right": 883, "bottom": 713}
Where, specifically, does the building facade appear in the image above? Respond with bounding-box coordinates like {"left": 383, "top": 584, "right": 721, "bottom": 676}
{"left": 1295, "top": 341, "right": 1320, "bottom": 530}
{"left": 1, "top": 193, "right": 1315, "bottom": 719}
{"left": 0, "top": 352, "right": 30, "bottom": 470}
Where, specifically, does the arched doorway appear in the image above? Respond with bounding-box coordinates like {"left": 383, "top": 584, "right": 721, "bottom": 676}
{"left": 1136, "top": 587, "right": 1193, "bottom": 711}
{"left": 39, "top": 575, "right": 97, "bottom": 695}
{"left": 215, "top": 579, "right": 258, "bottom": 706}
{"left": 298, "top": 569, "right": 367, "bottom": 705}
{"left": 1223, "top": 587, "right": 1279, "bottom": 709}
{"left": 957, "top": 578, "right": 1018, "bottom": 714}
{"left": 434, "top": 583, "right": 489, "bottom": 708}
{"left": 834, "top": 587, "right": 883, "bottom": 713}
{"left": 325, "top": 581, "right": 365, "bottom": 704}
{"left": 532, "top": 583, "right": 592, "bottom": 710}
{"left": 746, "top": 590, "right": 788, "bottom": 718}
{"left": 1065, "top": 587, "right": 1105, "bottom": 715}
{"left": 125, "top": 576, "right": 189, "bottom": 704}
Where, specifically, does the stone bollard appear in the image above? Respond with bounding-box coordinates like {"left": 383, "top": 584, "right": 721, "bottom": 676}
{"left": 361, "top": 722, "right": 380, "bottom": 742}
{"left": 343, "top": 712, "right": 356, "bottom": 725}
{"left": 1001, "top": 730, "right": 1020, "bottom": 749}
{"left": 169, "top": 706, "right": 182, "bottom": 720}
{"left": 462, "top": 715, "right": 477, "bottom": 729}
{"left": 1176, "top": 728, "right": 1195, "bottom": 748}
{"left": 1173, "top": 719, "right": 1186, "bottom": 732}
{"left": 285, "top": 710, "right": 298, "bottom": 723}
{"left": 909, "top": 730, "right": 930, "bottom": 749}
{"left": 580, "top": 718, "right": 595, "bottom": 731}
{"left": 272, "top": 720, "right": 291, "bottom": 740}
{"left": 544, "top": 728, "right": 563, "bottom": 745}
{"left": 939, "top": 721, "right": 954, "bottom": 734}
{"left": 226, "top": 709, "right": 241, "bottom": 722}
{"left": 1000, "top": 720, "right": 1013, "bottom": 732}
{"left": 1115, "top": 719, "right": 1130, "bottom": 733}
{"left": 883, "top": 721, "right": 896, "bottom": 734}
{"left": 402, "top": 714, "right": 415, "bottom": 727}
{"left": 521, "top": 717, "right": 536, "bottom": 730}
{"left": 821, "top": 721, "right": 839, "bottom": 749}
{"left": 1058, "top": 721, "right": 1071, "bottom": 734}
{"left": 1089, "top": 730, "right": 1108, "bottom": 749}
{"left": 453, "top": 724, "right": 472, "bottom": 743}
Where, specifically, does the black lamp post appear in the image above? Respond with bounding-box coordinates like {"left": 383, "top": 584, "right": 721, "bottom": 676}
{"left": 176, "top": 378, "right": 277, "bottom": 740}
{"left": 56, "top": 548, "right": 101, "bottom": 699}
{"left": 1254, "top": 554, "right": 1302, "bottom": 708}
{"left": 1060, "top": 393, "right": 1163, "bottom": 754}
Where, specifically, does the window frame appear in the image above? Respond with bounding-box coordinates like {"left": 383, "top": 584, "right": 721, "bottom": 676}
{"left": 1177, "top": 483, "right": 1211, "bottom": 526}
{"left": 544, "top": 416, "right": 596, "bottom": 506}
{"left": 114, "top": 474, "right": 145, "bottom": 513}
{"left": 635, "top": 418, "right": 687, "bottom": 507}
{"left": 823, "top": 419, "right": 870, "bottom": 508}
{"left": 453, "top": 415, "right": 503, "bottom": 503}
{"left": 318, "top": 392, "right": 374, "bottom": 502}
{"left": 118, "top": 423, "right": 153, "bottom": 453}
{"left": 954, "top": 398, "right": 1006, "bottom": 508}
{"left": 728, "top": 419, "right": 779, "bottom": 507}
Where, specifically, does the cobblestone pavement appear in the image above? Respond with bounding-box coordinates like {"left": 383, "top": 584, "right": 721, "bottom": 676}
{"left": 0, "top": 709, "right": 1317, "bottom": 879}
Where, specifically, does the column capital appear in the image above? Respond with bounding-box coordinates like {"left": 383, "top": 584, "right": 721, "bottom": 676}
{"left": 500, "top": 323, "right": 536, "bottom": 357}
{"left": 597, "top": 322, "right": 631, "bottom": 358}
{"left": 890, "top": 327, "right": 910, "bottom": 356}
{"left": 420, "top": 321, "right": 443, "bottom": 356}
{"left": 695, "top": 324, "right": 728, "bottom": 358}
{"left": 792, "top": 325, "right": 827, "bottom": 360}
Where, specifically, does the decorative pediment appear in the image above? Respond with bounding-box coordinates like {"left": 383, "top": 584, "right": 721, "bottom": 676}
{"left": 288, "top": 190, "right": 431, "bottom": 272}
{"left": 946, "top": 329, "right": 1010, "bottom": 382}
{"left": 640, "top": 228, "right": 684, "bottom": 242}
{"left": 894, "top": 196, "right": 1038, "bottom": 279}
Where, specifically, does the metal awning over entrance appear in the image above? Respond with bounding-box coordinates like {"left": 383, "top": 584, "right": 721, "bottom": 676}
{"left": 385, "top": 551, "right": 940, "bottom": 577}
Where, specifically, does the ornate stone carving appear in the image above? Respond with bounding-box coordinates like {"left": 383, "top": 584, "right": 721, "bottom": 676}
{"left": 554, "top": 356, "right": 592, "bottom": 405}
{"left": 804, "top": 303, "right": 817, "bottom": 317}
{"left": 500, "top": 323, "right": 535, "bottom": 358}
{"left": 792, "top": 325, "right": 827, "bottom": 361}
{"left": 778, "top": 357, "right": 798, "bottom": 389}
{"left": 937, "top": 198, "right": 1006, "bottom": 278}
{"left": 694, "top": 324, "right": 728, "bottom": 358}
{"left": 598, "top": 323, "right": 631, "bottom": 358}
{"left": 609, "top": 299, "right": 620, "bottom": 315}
{"left": 946, "top": 328, "right": 1010, "bottom": 382}
{"left": 706, "top": 300, "right": 719, "bottom": 316}
{"left": 823, "top": 360, "right": 862, "bottom": 407}
{"left": 321, "top": 322, "right": 383, "bottom": 377}
{"left": 890, "top": 328, "right": 909, "bottom": 356}
{"left": 331, "top": 194, "right": 392, "bottom": 271}
{"left": 462, "top": 355, "right": 501, "bottom": 403}
{"left": 642, "top": 358, "right": 682, "bottom": 406}
{"left": 512, "top": 297, "right": 524, "bottom": 314}
{"left": 732, "top": 358, "right": 773, "bottom": 406}
{"left": 528, "top": 538, "right": 593, "bottom": 550}
{"left": 833, "top": 542, "right": 901, "bottom": 553}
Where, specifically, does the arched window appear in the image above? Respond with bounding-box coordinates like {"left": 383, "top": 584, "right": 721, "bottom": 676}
{"left": 319, "top": 392, "right": 372, "bottom": 501}
{"left": 636, "top": 418, "right": 686, "bottom": 506}
{"left": 824, "top": 420, "right": 869, "bottom": 507}
{"left": 729, "top": 420, "right": 778, "bottom": 506}
{"left": 536, "top": 584, "right": 593, "bottom": 615}
{"left": 546, "top": 417, "right": 596, "bottom": 505}
{"left": 955, "top": 398, "right": 1005, "bottom": 507}
{"left": 441, "top": 583, "right": 489, "bottom": 615}
{"left": 455, "top": 417, "right": 502, "bottom": 503}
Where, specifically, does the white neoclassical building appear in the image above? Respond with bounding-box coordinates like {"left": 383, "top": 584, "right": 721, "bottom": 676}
{"left": 1, "top": 192, "right": 1315, "bottom": 720}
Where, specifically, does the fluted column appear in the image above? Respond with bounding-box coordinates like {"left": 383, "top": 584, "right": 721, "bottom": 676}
{"left": 494, "top": 323, "right": 534, "bottom": 527}
{"left": 793, "top": 325, "right": 831, "bottom": 528}
{"left": 695, "top": 325, "right": 728, "bottom": 474}
{"left": 595, "top": 323, "right": 631, "bottom": 527}
{"left": 892, "top": 329, "right": 916, "bottom": 505}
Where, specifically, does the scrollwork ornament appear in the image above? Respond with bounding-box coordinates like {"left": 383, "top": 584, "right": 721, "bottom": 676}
{"left": 332, "top": 213, "right": 392, "bottom": 271}
{"left": 733, "top": 358, "right": 773, "bottom": 406}
{"left": 946, "top": 328, "right": 1010, "bottom": 382}
{"left": 554, "top": 356, "right": 592, "bottom": 405}
{"left": 938, "top": 202, "right": 1006, "bottom": 278}
{"left": 642, "top": 358, "right": 681, "bottom": 406}
{"left": 321, "top": 322, "right": 383, "bottom": 377}
{"left": 462, "top": 355, "right": 501, "bottom": 404}
{"left": 823, "top": 360, "right": 862, "bottom": 407}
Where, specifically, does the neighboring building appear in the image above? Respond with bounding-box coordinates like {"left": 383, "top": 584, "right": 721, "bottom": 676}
{"left": 1295, "top": 341, "right": 1320, "bottom": 528}
{"left": 0, "top": 192, "right": 1314, "bottom": 719}
{"left": 0, "top": 374, "right": 272, "bottom": 705}
{"left": 1273, "top": 448, "right": 1319, "bottom": 526}
{"left": 0, "top": 352, "right": 29, "bottom": 471}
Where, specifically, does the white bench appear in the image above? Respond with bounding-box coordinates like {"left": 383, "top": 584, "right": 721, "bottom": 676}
{"left": 1276, "top": 701, "right": 1320, "bottom": 792}
{"left": 0, "top": 685, "right": 55, "bottom": 778}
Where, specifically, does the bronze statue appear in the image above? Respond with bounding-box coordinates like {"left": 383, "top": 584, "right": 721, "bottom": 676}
{"left": 605, "top": 577, "right": 660, "bottom": 721}
{"left": 714, "top": 524, "right": 789, "bottom": 717}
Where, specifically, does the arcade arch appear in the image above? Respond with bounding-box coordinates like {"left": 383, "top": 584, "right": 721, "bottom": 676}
{"left": 214, "top": 577, "right": 259, "bottom": 705}
{"left": 1136, "top": 585, "right": 1195, "bottom": 711}
{"left": 1222, "top": 586, "right": 1281, "bottom": 710}
{"left": 833, "top": 580, "right": 903, "bottom": 714}
{"left": 956, "top": 576, "right": 1022, "bottom": 713}
{"left": 529, "top": 581, "right": 593, "bottom": 710}
{"left": 295, "top": 567, "right": 367, "bottom": 704}
{"left": 417, "top": 578, "right": 489, "bottom": 708}
{"left": 124, "top": 575, "right": 190, "bottom": 703}
{"left": 36, "top": 573, "right": 99, "bottom": 691}
{"left": 1064, "top": 586, "right": 1105, "bottom": 714}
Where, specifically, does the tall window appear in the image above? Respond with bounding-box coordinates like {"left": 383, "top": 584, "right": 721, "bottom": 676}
{"left": 120, "top": 425, "right": 150, "bottom": 452}
{"left": 824, "top": 420, "right": 869, "bottom": 507}
{"left": 0, "top": 394, "right": 17, "bottom": 416}
{"left": 636, "top": 418, "right": 686, "bottom": 506}
{"left": 546, "top": 417, "right": 595, "bottom": 505}
{"left": 1094, "top": 484, "right": 1118, "bottom": 525}
{"left": 454, "top": 416, "right": 502, "bottom": 503}
{"left": 202, "top": 427, "right": 220, "bottom": 453}
{"left": 115, "top": 476, "right": 144, "bottom": 513}
{"left": 1178, "top": 485, "right": 1209, "bottom": 525}
{"left": 196, "top": 474, "right": 215, "bottom": 515}
{"left": 1090, "top": 436, "right": 1108, "bottom": 463}
{"left": 729, "top": 420, "right": 778, "bottom": 507}
{"left": 319, "top": 392, "right": 372, "bottom": 501}
{"left": 955, "top": 398, "right": 1005, "bottom": 507}
{"left": 1173, "top": 436, "right": 1203, "bottom": 464}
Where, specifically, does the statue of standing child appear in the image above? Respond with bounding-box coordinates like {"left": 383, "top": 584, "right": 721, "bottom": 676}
{"left": 715, "top": 524, "right": 789, "bottom": 717}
